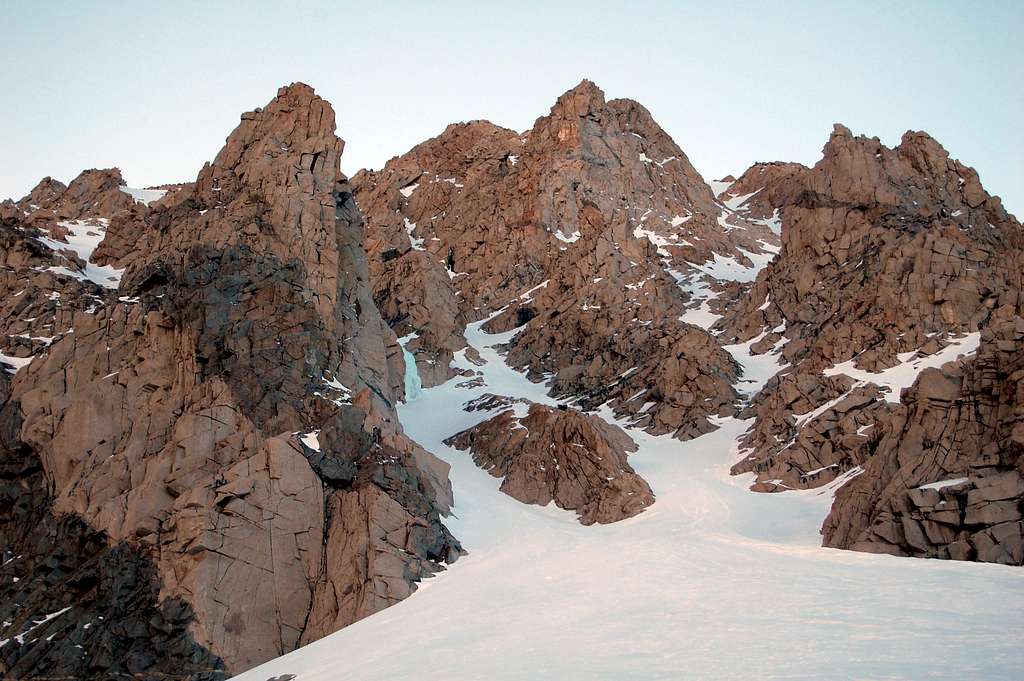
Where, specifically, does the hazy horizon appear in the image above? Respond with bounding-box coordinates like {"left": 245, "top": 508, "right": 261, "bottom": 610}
{"left": 3, "top": 1, "right": 1021, "bottom": 216}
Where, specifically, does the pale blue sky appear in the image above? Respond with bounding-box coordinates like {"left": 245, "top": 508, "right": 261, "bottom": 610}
{"left": 3, "top": 1, "right": 1021, "bottom": 216}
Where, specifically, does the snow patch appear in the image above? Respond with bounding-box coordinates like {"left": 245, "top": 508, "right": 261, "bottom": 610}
{"left": 693, "top": 249, "right": 770, "bottom": 283}
{"left": 672, "top": 271, "right": 721, "bottom": 330}
{"left": 2, "top": 607, "right": 72, "bottom": 647}
{"left": 709, "top": 179, "right": 734, "bottom": 198}
{"left": 824, "top": 333, "right": 981, "bottom": 403}
{"left": 918, "top": 478, "right": 969, "bottom": 491}
{"left": 632, "top": 226, "right": 672, "bottom": 256}
{"left": 723, "top": 187, "right": 763, "bottom": 211}
{"left": 554, "top": 228, "right": 580, "bottom": 244}
{"left": 119, "top": 186, "right": 167, "bottom": 206}
{"left": 519, "top": 280, "right": 549, "bottom": 302}
{"left": 36, "top": 220, "right": 124, "bottom": 289}
{"left": 299, "top": 430, "right": 321, "bottom": 452}
{"left": 314, "top": 373, "right": 352, "bottom": 406}
{"left": 404, "top": 218, "right": 425, "bottom": 250}
{"left": 0, "top": 353, "right": 32, "bottom": 373}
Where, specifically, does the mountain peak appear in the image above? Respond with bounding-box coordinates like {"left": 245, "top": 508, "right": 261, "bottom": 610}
{"left": 3, "top": 71, "right": 1022, "bottom": 681}
{"left": 276, "top": 81, "right": 317, "bottom": 100}
{"left": 198, "top": 82, "right": 341, "bottom": 209}
{"left": 549, "top": 79, "right": 608, "bottom": 118}
{"left": 896, "top": 128, "right": 953, "bottom": 177}
{"left": 568, "top": 78, "right": 603, "bottom": 97}
{"left": 830, "top": 122, "right": 853, "bottom": 138}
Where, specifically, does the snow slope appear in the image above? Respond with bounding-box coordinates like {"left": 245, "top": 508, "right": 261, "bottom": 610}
{"left": 119, "top": 185, "right": 167, "bottom": 206}
{"left": 237, "top": 318, "right": 1024, "bottom": 681}
{"left": 36, "top": 220, "right": 124, "bottom": 289}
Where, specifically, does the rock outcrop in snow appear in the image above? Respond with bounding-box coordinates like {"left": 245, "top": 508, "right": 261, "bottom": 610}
{"left": 822, "top": 310, "right": 1024, "bottom": 563}
{"left": 3, "top": 76, "right": 1023, "bottom": 681}
{"left": 445, "top": 400, "right": 654, "bottom": 524}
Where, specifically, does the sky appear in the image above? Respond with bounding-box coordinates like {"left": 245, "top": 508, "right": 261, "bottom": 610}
{"left": 3, "top": 1, "right": 1022, "bottom": 216}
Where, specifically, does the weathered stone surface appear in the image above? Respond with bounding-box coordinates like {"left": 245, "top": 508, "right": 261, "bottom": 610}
{"left": 0, "top": 83, "right": 461, "bottom": 677}
{"left": 3, "top": 77, "right": 1022, "bottom": 681}
{"left": 355, "top": 86, "right": 1024, "bottom": 565}
{"left": 822, "top": 311, "right": 1024, "bottom": 564}
{"left": 15, "top": 168, "right": 138, "bottom": 223}
{"left": 355, "top": 80, "right": 763, "bottom": 437}
{"left": 445, "top": 401, "right": 654, "bottom": 524}
{"left": 0, "top": 432, "right": 226, "bottom": 680}
{"left": 718, "top": 123, "right": 1023, "bottom": 564}
{"left": 0, "top": 215, "right": 109, "bottom": 366}
{"left": 716, "top": 161, "right": 806, "bottom": 228}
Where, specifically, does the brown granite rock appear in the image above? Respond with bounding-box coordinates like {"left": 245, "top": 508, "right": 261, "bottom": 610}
{"left": 445, "top": 401, "right": 654, "bottom": 524}
{"left": 2, "top": 77, "right": 1020, "bottom": 681}
{"left": 821, "top": 310, "right": 1024, "bottom": 564}
{"left": 15, "top": 169, "right": 138, "bottom": 223}
{"left": 0, "top": 83, "right": 460, "bottom": 677}
{"left": 719, "top": 123, "right": 1023, "bottom": 564}
{"left": 4, "top": 165, "right": 156, "bottom": 303}
{"left": 0, "top": 209, "right": 113, "bottom": 369}
{"left": 355, "top": 80, "right": 768, "bottom": 437}
{"left": 714, "top": 162, "right": 806, "bottom": 229}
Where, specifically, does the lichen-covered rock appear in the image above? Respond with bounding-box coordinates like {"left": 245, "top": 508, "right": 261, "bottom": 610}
{"left": 445, "top": 401, "right": 654, "bottom": 524}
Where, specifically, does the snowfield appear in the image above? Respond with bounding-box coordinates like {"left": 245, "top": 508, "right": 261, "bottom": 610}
{"left": 237, "top": 318, "right": 1024, "bottom": 681}
{"left": 118, "top": 185, "right": 167, "bottom": 206}
{"left": 37, "top": 220, "right": 125, "bottom": 289}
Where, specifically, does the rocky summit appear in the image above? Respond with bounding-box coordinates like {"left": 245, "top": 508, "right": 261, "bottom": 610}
{"left": 354, "top": 81, "right": 775, "bottom": 441}
{"left": 1, "top": 80, "right": 1021, "bottom": 679}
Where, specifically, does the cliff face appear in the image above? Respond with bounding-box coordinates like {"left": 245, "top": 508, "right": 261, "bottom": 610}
{"left": 0, "top": 168, "right": 227, "bottom": 679}
{"left": 0, "top": 84, "right": 461, "bottom": 677}
{"left": 716, "top": 125, "right": 1023, "bottom": 563}
{"left": 822, "top": 310, "right": 1024, "bottom": 563}
{"left": 355, "top": 84, "right": 1023, "bottom": 565}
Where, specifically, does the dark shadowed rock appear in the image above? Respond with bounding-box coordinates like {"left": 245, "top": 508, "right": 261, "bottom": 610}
{"left": 0, "top": 83, "right": 461, "bottom": 676}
